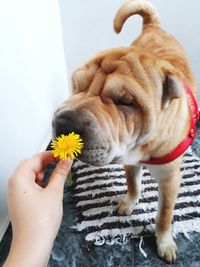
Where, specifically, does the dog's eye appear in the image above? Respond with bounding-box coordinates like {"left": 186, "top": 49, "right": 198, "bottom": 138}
{"left": 116, "top": 99, "right": 137, "bottom": 109}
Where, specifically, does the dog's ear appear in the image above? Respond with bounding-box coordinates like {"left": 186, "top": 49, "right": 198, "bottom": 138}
{"left": 162, "top": 75, "right": 183, "bottom": 109}
{"left": 157, "top": 60, "right": 183, "bottom": 109}
{"left": 72, "top": 65, "right": 98, "bottom": 94}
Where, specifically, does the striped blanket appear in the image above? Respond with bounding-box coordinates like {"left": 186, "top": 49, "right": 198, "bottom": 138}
{"left": 71, "top": 148, "right": 200, "bottom": 245}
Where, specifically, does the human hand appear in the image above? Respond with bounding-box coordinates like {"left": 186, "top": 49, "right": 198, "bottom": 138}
{"left": 4, "top": 151, "right": 72, "bottom": 267}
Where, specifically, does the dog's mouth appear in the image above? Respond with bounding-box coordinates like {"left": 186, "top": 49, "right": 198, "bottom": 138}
{"left": 52, "top": 132, "right": 115, "bottom": 166}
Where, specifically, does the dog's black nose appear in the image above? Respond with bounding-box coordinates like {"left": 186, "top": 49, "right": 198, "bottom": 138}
{"left": 54, "top": 110, "right": 83, "bottom": 137}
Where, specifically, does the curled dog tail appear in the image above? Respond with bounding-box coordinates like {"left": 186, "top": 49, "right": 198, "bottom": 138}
{"left": 114, "top": 0, "right": 160, "bottom": 33}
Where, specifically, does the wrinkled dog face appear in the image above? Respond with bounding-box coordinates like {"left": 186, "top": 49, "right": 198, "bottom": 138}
{"left": 53, "top": 48, "right": 180, "bottom": 166}
{"left": 52, "top": 50, "right": 145, "bottom": 166}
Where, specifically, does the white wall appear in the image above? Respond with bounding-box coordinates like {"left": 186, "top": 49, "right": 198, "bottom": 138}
{"left": 59, "top": 0, "right": 200, "bottom": 100}
{"left": 0, "top": 0, "right": 69, "bottom": 240}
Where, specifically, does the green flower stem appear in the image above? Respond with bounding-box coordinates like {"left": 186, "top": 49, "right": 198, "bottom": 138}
{"left": 68, "top": 169, "right": 73, "bottom": 186}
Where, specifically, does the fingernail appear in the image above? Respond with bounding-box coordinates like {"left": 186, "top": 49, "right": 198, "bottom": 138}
{"left": 59, "top": 159, "right": 72, "bottom": 169}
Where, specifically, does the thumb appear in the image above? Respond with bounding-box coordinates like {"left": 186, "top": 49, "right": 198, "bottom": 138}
{"left": 47, "top": 159, "right": 73, "bottom": 192}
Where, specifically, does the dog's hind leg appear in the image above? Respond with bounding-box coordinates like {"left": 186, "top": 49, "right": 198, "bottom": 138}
{"left": 116, "top": 165, "right": 141, "bottom": 215}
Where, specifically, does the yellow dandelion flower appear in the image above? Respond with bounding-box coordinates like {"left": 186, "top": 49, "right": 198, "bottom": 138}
{"left": 51, "top": 132, "right": 84, "bottom": 160}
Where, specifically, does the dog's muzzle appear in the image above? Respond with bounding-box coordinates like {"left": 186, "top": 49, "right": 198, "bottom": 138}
{"left": 53, "top": 109, "right": 85, "bottom": 138}
{"left": 52, "top": 109, "right": 114, "bottom": 166}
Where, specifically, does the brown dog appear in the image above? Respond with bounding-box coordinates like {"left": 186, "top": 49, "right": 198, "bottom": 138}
{"left": 52, "top": 0, "right": 198, "bottom": 263}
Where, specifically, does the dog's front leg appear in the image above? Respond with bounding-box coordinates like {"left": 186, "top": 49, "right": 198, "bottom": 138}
{"left": 149, "top": 165, "right": 181, "bottom": 264}
{"left": 116, "top": 165, "right": 141, "bottom": 215}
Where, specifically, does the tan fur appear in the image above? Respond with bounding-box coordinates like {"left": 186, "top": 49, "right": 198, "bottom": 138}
{"left": 53, "top": 0, "right": 197, "bottom": 263}
{"left": 114, "top": 0, "right": 160, "bottom": 32}
{"left": 116, "top": 165, "right": 141, "bottom": 215}
{"left": 124, "top": 165, "right": 141, "bottom": 197}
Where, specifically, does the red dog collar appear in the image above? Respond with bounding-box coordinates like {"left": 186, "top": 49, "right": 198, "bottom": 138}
{"left": 141, "top": 82, "right": 199, "bottom": 165}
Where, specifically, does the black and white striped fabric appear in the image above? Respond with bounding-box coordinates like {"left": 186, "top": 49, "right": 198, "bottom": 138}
{"left": 71, "top": 148, "right": 200, "bottom": 245}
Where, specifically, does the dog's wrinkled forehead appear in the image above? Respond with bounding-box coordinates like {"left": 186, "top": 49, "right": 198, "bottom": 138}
{"left": 72, "top": 47, "right": 183, "bottom": 109}
{"left": 71, "top": 47, "right": 160, "bottom": 97}
{"left": 72, "top": 48, "right": 128, "bottom": 95}
{"left": 69, "top": 47, "right": 184, "bottom": 144}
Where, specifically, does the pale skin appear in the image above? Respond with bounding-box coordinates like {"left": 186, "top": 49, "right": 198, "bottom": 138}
{"left": 3, "top": 151, "right": 72, "bottom": 267}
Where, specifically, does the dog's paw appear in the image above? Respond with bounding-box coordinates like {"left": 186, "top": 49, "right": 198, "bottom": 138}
{"left": 116, "top": 195, "right": 138, "bottom": 215}
{"left": 157, "top": 237, "right": 177, "bottom": 264}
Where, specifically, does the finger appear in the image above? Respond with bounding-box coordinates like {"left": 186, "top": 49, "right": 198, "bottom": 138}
{"left": 26, "top": 151, "right": 56, "bottom": 173}
{"left": 36, "top": 171, "right": 45, "bottom": 181}
{"left": 35, "top": 179, "right": 46, "bottom": 188}
{"left": 12, "top": 151, "right": 57, "bottom": 184}
{"left": 47, "top": 159, "right": 73, "bottom": 192}
{"left": 13, "top": 159, "right": 28, "bottom": 173}
{"left": 16, "top": 151, "right": 56, "bottom": 178}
